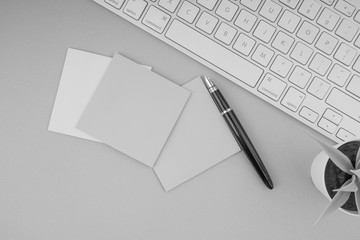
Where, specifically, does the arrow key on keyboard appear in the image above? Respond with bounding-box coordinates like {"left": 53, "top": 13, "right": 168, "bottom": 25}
{"left": 299, "top": 106, "right": 318, "bottom": 123}
{"left": 323, "top": 108, "right": 342, "bottom": 125}
{"left": 318, "top": 117, "right": 337, "bottom": 133}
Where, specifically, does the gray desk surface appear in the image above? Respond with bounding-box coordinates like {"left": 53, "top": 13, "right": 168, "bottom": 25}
{"left": 1, "top": 1, "right": 360, "bottom": 239}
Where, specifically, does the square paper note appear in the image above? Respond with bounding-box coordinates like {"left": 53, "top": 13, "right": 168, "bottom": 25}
{"left": 153, "top": 77, "right": 240, "bottom": 191}
{"left": 77, "top": 53, "right": 190, "bottom": 167}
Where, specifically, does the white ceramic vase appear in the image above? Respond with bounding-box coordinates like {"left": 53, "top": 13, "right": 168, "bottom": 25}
{"left": 311, "top": 140, "right": 360, "bottom": 216}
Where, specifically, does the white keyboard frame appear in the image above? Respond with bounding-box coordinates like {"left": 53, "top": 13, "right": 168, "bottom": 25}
{"left": 92, "top": 0, "right": 360, "bottom": 143}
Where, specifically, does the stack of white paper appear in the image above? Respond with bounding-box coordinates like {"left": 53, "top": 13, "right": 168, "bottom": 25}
{"left": 49, "top": 48, "right": 239, "bottom": 191}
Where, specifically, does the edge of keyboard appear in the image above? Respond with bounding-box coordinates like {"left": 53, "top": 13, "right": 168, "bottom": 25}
{"left": 91, "top": 0, "right": 360, "bottom": 144}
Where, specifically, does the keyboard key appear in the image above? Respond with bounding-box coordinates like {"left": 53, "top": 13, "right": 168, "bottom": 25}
{"left": 334, "top": 43, "right": 357, "bottom": 66}
{"left": 353, "top": 56, "right": 360, "bottom": 73}
{"left": 124, "top": 0, "right": 147, "bottom": 20}
{"left": 328, "top": 64, "right": 350, "bottom": 86}
{"left": 335, "top": 0, "right": 355, "bottom": 17}
{"left": 196, "top": 11, "right": 219, "bottom": 34}
{"left": 289, "top": 66, "right": 311, "bottom": 88}
{"left": 215, "top": 22, "right": 237, "bottom": 45}
{"left": 318, "top": 117, "right": 337, "bottom": 133}
{"left": 297, "top": 21, "right": 319, "bottom": 44}
{"left": 278, "top": 10, "right": 301, "bottom": 33}
{"left": 279, "top": 0, "right": 299, "bottom": 9}
{"left": 259, "top": 0, "right": 282, "bottom": 22}
{"left": 317, "top": 8, "right": 340, "bottom": 31}
{"left": 298, "top": 0, "right": 321, "bottom": 20}
{"left": 197, "top": 0, "right": 218, "bottom": 10}
{"left": 270, "top": 55, "right": 293, "bottom": 77}
{"left": 281, "top": 87, "right": 305, "bottom": 112}
{"left": 355, "top": 35, "right": 360, "bottom": 49}
{"left": 337, "top": 128, "right": 355, "bottom": 142}
{"left": 309, "top": 53, "right": 332, "bottom": 76}
{"left": 234, "top": 9, "right": 257, "bottom": 32}
{"left": 315, "top": 32, "right": 338, "bottom": 55}
{"left": 159, "top": 0, "right": 181, "bottom": 12}
{"left": 216, "top": 0, "right": 238, "bottom": 21}
{"left": 253, "top": 20, "right": 276, "bottom": 43}
{"left": 142, "top": 6, "right": 170, "bottom": 33}
{"left": 271, "top": 31, "right": 294, "bottom": 54}
{"left": 177, "top": 1, "right": 200, "bottom": 23}
{"left": 308, "top": 77, "right": 330, "bottom": 99}
{"left": 258, "top": 74, "right": 287, "bottom": 101}
{"left": 233, "top": 33, "right": 256, "bottom": 56}
{"left": 323, "top": 108, "right": 342, "bottom": 125}
{"left": 346, "top": 75, "right": 360, "bottom": 98}
{"left": 252, "top": 44, "right": 274, "bottom": 67}
{"left": 240, "top": 0, "right": 262, "bottom": 11}
{"left": 336, "top": 19, "right": 359, "bottom": 42}
{"left": 321, "top": 0, "right": 335, "bottom": 5}
{"left": 290, "top": 42, "right": 313, "bottom": 65}
{"left": 166, "top": 20, "right": 264, "bottom": 87}
{"left": 299, "top": 106, "right": 318, "bottom": 123}
{"left": 105, "top": 0, "right": 124, "bottom": 9}
{"left": 326, "top": 88, "right": 360, "bottom": 123}
{"left": 355, "top": 11, "right": 360, "bottom": 24}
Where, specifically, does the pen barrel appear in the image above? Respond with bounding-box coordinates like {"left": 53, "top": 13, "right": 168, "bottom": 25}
{"left": 223, "top": 111, "right": 273, "bottom": 188}
{"left": 209, "top": 90, "right": 230, "bottom": 113}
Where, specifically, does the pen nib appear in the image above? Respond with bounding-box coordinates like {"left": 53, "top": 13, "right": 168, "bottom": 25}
{"left": 201, "top": 75, "right": 215, "bottom": 89}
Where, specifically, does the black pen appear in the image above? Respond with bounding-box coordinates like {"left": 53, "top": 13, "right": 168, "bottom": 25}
{"left": 202, "top": 75, "right": 274, "bottom": 190}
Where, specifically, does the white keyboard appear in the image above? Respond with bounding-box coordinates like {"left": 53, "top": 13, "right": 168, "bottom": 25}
{"left": 93, "top": 0, "right": 360, "bottom": 143}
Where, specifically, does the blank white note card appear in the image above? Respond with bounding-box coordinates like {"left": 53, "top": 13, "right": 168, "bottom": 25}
{"left": 153, "top": 77, "right": 240, "bottom": 191}
{"left": 77, "top": 53, "right": 191, "bottom": 167}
